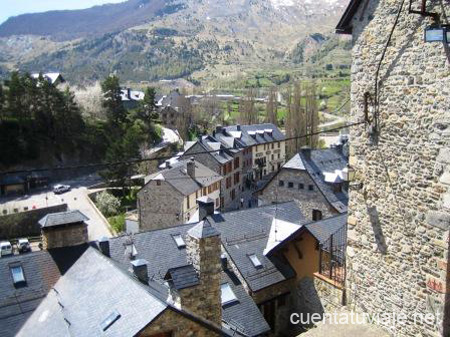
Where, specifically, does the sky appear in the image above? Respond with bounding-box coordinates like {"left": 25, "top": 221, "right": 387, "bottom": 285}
{"left": 0, "top": 0, "right": 127, "bottom": 24}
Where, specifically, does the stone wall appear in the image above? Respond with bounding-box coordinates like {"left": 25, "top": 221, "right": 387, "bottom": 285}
{"left": 258, "top": 169, "right": 338, "bottom": 220}
{"left": 138, "top": 308, "right": 220, "bottom": 337}
{"left": 186, "top": 234, "right": 222, "bottom": 325}
{"left": 138, "top": 180, "right": 184, "bottom": 231}
{"left": 42, "top": 222, "right": 88, "bottom": 249}
{"left": 0, "top": 204, "right": 68, "bottom": 240}
{"left": 346, "top": 0, "right": 450, "bottom": 336}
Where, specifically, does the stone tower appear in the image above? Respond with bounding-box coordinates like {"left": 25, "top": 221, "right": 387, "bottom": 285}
{"left": 337, "top": 0, "right": 450, "bottom": 336}
{"left": 186, "top": 218, "right": 222, "bottom": 325}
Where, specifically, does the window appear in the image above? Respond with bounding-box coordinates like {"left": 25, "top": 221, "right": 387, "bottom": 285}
{"left": 234, "top": 157, "right": 240, "bottom": 169}
{"left": 187, "top": 196, "right": 190, "bottom": 209}
{"left": 288, "top": 182, "right": 294, "bottom": 188}
{"left": 221, "top": 283, "right": 238, "bottom": 305}
{"left": 272, "top": 143, "right": 274, "bottom": 149}
{"left": 101, "top": 309, "right": 121, "bottom": 331}
{"left": 278, "top": 153, "right": 280, "bottom": 159}
{"left": 172, "top": 234, "right": 186, "bottom": 248}
{"left": 279, "top": 180, "right": 284, "bottom": 187}
{"left": 271, "top": 154, "right": 274, "bottom": 160}
{"left": 298, "top": 183, "right": 304, "bottom": 189}
{"left": 10, "top": 265, "right": 25, "bottom": 285}
{"left": 249, "top": 254, "right": 263, "bottom": 268}
{"left": 234, "top": 172, "right": 240, "bottom": 185}
{"left": 156, "top": 180, "right": 161, "bottom": 186}
{"left": 278, "top": 142, "right": 280, "bottom": 148}
{"left": 312, "top": 210, "right": 323, "bottom": 221}
{"left": 203, "top": 187, "right": 207, "bottom": 195}
{"left": 308, "top": 185, "right": 314, "bottom": 191}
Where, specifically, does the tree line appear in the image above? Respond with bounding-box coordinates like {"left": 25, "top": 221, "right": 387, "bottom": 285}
{"left": 0, "top": 72, "right": 160, "bottom": 174}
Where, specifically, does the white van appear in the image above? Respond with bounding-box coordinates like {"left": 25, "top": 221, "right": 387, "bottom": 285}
{"left": 0, "top": 241, "right": 13, "bottom": 256}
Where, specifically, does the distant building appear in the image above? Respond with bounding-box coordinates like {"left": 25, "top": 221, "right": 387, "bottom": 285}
{"left": 120, "top": 88, "right": 144, "bottom": 109}
{"left": 31, "top": 72, "right": 65, "bottom": 86}
{"left": 137, "top": 158, "right": 222, "bottom": 231}
{"left": 256, "top": 147, "right": 349, "bottom": 221}
{"left": 220, "top": 123, "right": 286, "bottom": 181}
{"left": 181, "top": 134, "right": 243, "bottom": 210}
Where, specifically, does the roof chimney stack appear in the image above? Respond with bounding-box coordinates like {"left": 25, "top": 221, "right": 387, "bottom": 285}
{"left": 131, "top": 259, "right": 149, "bottom": 284}
{"left": 98, "top": 237, "right": 110, "bottom": 257}
{"left": 301, "top": 146, "right": 312, "bottom": 160}
{"left": 197, "top": 196, "right": 215, "bottom": 220}
{"left": 187, "top": 157, "right": 195, "bottom": 179}
{"left": 236, "top": 124, "right": 241, "bottom": 131}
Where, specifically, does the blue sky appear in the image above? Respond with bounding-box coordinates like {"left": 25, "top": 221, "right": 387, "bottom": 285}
{"left": 0, "top": 0, "right": 127, "bottom": 24}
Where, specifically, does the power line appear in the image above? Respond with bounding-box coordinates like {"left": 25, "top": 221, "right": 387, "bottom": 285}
{"left": 0, "top": 121, "right": 364, "bottom": 176}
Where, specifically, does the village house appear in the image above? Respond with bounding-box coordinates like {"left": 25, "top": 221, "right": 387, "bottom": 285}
{"left": 0, "top": 198, "right": 347, "bottom": 337}
{"left": 256, "top": 146, "right": 349, "bottom": 221}
{"left": 181, "top": 133, "right": 244, "bottom": 210}
{"left": 31, "top": 72, "right": 65, "bottom": 86}
{"left": 220, "top": 124, "right": 286, "bottom": 181}
{"left": 336, "top": 0, "right": 450, "bottom": 336}
{"left": 120, "top": 88, "right": 144, "bottom": 109}
{"left": 137, "top": 158, "right": 222, "bottom": 231}
{"left": 116, "top": 199, "right": 348, "bottom": 335}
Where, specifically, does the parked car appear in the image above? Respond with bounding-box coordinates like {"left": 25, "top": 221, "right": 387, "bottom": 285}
{"left": 53, "top": 184, "right": 71, "bottom": 194}
{"left": 0, "top": 241, "right": 13, "bottom": 256}
{"left": 17, "top": 238, "right": 31, "bottom": 253}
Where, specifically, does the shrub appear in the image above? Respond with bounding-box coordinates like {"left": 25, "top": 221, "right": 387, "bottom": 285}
{"left": 96, "top": 191, "right": 121, "bottom": 217}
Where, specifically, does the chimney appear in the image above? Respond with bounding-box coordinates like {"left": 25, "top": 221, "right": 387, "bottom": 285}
{"left": 165, "top": 160, "right": 172, "bottom": 169}
{"left": 197, "top": 196, "right": 215, "bottom": 220}
{"left": 302, "top": 146, "right": 312, "bottom": 160}
{"left": 39, "top": 210, "right": 88, "bottom": 250}
{"left": 187, "top": 157, "right": 195, "bottom": 178}
{"left": 236, "top": 124, "right": 241, "bottom": 131}
{"left": 127, "top": 88, "right": 131, "bottom": 99}
{"left": 186, "top": 219, "right": 221, "bottom": 324}
{"left": 216, "top": 125, "right": 223, "bottom": 134}
{"left": 131, "top": 259, "right": 149, "bottom": 284}
{"left": 221, "top": 253, "right": 228, "bottom": 270}
{"left": 98, "top": 237, "right": 110, "bottom": 257}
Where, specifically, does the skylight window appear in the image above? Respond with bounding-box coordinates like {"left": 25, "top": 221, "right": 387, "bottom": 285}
{"left": 10, "top": 265, "right": 25, "bottom": 284}
{"left": 101, "top": 309, "right": 121, "bottom": 331}
{"left": 221, "top": 283, "right": 238, "bottom": 306}
{"left": 173, "top": 234, "right": 186, "bottom": 248}
{"left": 249, "top": 254, "right": 263, "bottom": 268}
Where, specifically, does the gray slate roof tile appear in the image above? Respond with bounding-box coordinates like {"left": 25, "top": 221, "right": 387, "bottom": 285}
{"left": 39, "top": 210, "right": 89, "bottom": 228}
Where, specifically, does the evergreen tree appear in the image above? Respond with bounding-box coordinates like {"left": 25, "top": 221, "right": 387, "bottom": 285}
{"left": 136, "top": 87, "right": 158, "bottom": 127}
{"left": 0, "top": 82, "right": 4, "bottom": 121}
{"left": 101, "top": 75, "right": 126, "bottom": 127}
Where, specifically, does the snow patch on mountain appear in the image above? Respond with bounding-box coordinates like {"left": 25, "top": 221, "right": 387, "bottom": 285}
{"left": 269, "top": 0, "right": 341, "bottom": 10}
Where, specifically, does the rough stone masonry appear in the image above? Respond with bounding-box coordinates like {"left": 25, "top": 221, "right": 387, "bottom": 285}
{"left": 343, "top": 0, "right": 450, "bottom": 336}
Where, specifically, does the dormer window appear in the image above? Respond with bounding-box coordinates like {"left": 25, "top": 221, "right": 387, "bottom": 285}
{"left": 10, "top": 265, "right": 26, "bottom": 286}
{"left": 249, "top": 254, "right": 263, "bottom": 269}
{"left": 172, "top": 234, "right": 186, "bottom": 248}
{"left": 221, "top": 283, "right": 238, "bottom": 306}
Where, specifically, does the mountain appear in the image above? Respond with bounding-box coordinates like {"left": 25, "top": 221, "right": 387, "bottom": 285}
{"left": 0, "top": 0, "right": 351, "bottom": 85}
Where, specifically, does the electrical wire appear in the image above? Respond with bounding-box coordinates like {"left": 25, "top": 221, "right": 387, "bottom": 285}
{"left": 0, "top": 121, "right": 365, "bottom": 176}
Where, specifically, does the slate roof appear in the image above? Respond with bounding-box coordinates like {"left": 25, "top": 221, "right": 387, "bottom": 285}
{"left": 143, "top": 159, "right": 222, "bottom": 196}
{"left": 336, "top": 0, "right": 363, "bottom": 34}
{"left": 0, "top": 244, "right": 88, "bottom": 337}
{"left": 223, "top": 123, "right": 285, "bottom": 147}
{"left": 306, "top": 214, "right": 348, "bottom": 248}
{"left": 209, "top": 202, "right": 308, "bottom": 292}
{"left": 108, "top": 216, "right": 273, "bottom": 336}
{"left": 165, "top": 265, "right": 200, "bottom": 290}
{"left": 281, "top": 149, "right": 349, "bottom": 214}
{"left": 39, "top": 210, "right": 89, "bottom": 228}
{"left": 221, "top": 267, "right": 271, "bottom": 336}
{"left": 17, "top": 247, "right": 168, "bottom": 337}
{"left": 185, "top": 136, "right": 234, "bottom": 165}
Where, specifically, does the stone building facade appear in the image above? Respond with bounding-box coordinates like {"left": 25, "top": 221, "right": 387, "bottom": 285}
{"left": 337, "top": 0, "right": 450, "bottom": 335}
{"left": 258, "top": 168, "right": 339, "bottom": 221}
{"left": 182, "top": 137, "right": 244, "bottom": 211}
{"left": 137, "top": 159, "right": 221, "bottom": 231}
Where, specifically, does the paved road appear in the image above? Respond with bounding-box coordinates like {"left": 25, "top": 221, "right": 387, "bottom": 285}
{"left": 0, "top": 174, "right": 112, "bottom": 241}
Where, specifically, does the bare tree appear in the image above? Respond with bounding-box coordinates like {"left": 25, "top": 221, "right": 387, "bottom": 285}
{"left": 72, "top": 82, "right": 107, "bottom": 120}
{"left": 265, "top": 87, "right": 278, "bottom": 125}
{"left": 239, "top": 88, "right": 258, "bottom": 125}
